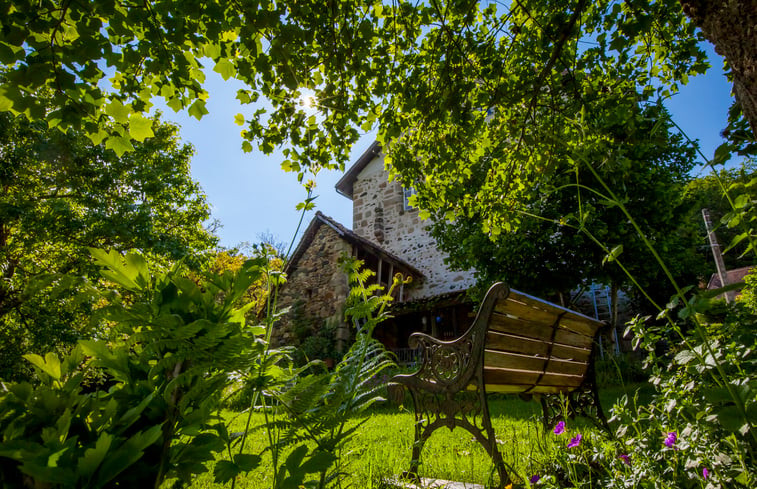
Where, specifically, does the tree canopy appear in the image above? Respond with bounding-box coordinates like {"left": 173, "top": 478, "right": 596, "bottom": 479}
{"left": 0, "top": 111, "right": 216, "bottom": 378}
{"left": 1, "top": 1, "right": 753, "bottom": 179}
{"left": 431, "top": 104, "right": 705, "bottom": 309}
{"left": 1, "top": 1, "right": 754, "bottom": 310}
{"left": 0, "top": 0, "right": 407, "bottom": 177}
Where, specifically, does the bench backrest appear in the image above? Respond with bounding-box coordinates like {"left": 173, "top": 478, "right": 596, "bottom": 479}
{"left": 479, "top": 283, "right": 604, "bottom": 395}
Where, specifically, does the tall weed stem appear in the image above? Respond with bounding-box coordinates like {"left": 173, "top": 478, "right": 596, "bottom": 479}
{"left": 580, "top": 158, "right": 756, "bottom": 445}
{"left": 231, "top": 190, "right": 314, "bottom": 489}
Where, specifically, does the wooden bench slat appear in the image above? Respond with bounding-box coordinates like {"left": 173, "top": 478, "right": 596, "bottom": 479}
{"left": 488, "top": 313, "right": 595, "bottom": 350}
{"left": 484, "top": 350, "right": 589, "bottom": 377}
{"left": 506, "top": 289, "right": 604, "bottom": 323}
{"left": 494, "top": 298, "right": 559, "bottom": 329}
{"left": 559, "top": 316, "right": 602, "bottom": 337}
{"left": 483, "top": 383, "right": 576, "bottom": 394}
{"left": 496, "top": 291, "right": 603, "bottom": 338}
{"left": 485, "top": 331, "right": 592, "bottom": 362}
{"left": 494, "top": 300, "right": 598, "bottom": 339}
{"left": 483, "top": 366, "right": 584, "bottom": 389}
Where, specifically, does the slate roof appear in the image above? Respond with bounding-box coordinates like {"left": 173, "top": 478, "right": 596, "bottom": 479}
{"left": 285, "top": 211, "right": 425, "bottom": 280}
{"left": 389, "top": 290, "right": 472, "bottom": 315}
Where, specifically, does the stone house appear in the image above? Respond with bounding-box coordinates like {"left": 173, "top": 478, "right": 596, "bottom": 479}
{"left": 274, "top": 142, "right": 478, "bottom": 360}
{"left": 275, "top": 142, "right": 646, "bottom": 360}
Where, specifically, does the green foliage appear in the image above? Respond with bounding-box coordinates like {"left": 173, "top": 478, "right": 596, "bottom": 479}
{"left": 602, "top": 304, "right": 754, "bottom": 487}
{"left": 384, "top": 1, "right": 707, "bottom": 233}
{"left": 0, "top": 346, "right": 164, "bottom": 488}
{"left": 431, "top": 103, "right": 703, "bottom": 308}
{"left": 262, "top": 256, "right": 404, "bottom": 489}
{"left": 0, "top": 110, "right": 216, "bottom": 380}
{"left": 0, "top": 0, "right": 409, "bottom": 175}
{"left": 0, "top": 249, "right": 268, "bottom": 487}
{"left": 527, "top": 276, "right": 757, "bottom": 488}
{"left": 297, "top": 320, "right": 342, "bottom": 365}
{"left": 684, "top": 161, "right": 757, "bottom": 270}
{"left": 0, "top": 1, "right": 724, "bottom": 187}
{"left": 595, "top": 353, "right": 648, "bottom": 387}
{"left": 205, "top": 243, "right": 286, "bottom": 321}
{"left": 1, "top": 3, "right": 753, "bottom": 487}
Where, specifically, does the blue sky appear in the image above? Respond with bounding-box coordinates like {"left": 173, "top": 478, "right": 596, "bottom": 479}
{"left": 158, "top": 45, "right": 734, "bottom": 250}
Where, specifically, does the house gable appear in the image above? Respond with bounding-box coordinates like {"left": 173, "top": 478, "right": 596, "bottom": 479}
{"left": 275, "top": 216, "right": 353, "bottom": 347}
{"left": 276, "top": 212, "right": 426, "bottom": 349}
{"left": 339, "top": 144, "right": 476, "bottom": 300}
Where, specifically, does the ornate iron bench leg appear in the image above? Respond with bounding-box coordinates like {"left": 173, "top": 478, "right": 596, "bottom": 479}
{"left": 403, "top": 385, "right": 511, "bottom": 488}
{"left": 404, "top": 392, "right": 426, "bottom": 481}
{"left": 399, "top": 389, "right": 426, "bottom": 483}
{"left": 478, "top": 390, "right": 510, "bottom": 488}
{"left": 573, "top": 344, "right": 612, "bottom": 433}
{"left": 540, "top": 342, "right": 611, "bottom": 434}
{"left": 573, "top": 373, "right": 611, "bottom": 433}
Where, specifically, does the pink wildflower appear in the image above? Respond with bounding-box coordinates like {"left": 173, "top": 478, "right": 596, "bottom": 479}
{"left": 553, "top": 421, "right": 565, "bottom": 435}
{"left": 664, "top": 431, "right": 677, "bottom": 448}
{"left": 618, "top": 454, "right": 631, "bottom": 466}
{"left": 567, "top": 434, "right": 582, "bottom": 449}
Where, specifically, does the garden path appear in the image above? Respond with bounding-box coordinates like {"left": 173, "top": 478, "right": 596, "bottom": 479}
{"left": 388, "top": 476, "right": 485, "bottom": 489}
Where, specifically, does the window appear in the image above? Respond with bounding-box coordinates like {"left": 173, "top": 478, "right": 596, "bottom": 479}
{"left": 402, "top": 187, "right": 417, "bottom": 211}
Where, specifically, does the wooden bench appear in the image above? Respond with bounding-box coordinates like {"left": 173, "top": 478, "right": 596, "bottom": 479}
{"left": 391, "top": 282, "right": 607, "bottom": 487}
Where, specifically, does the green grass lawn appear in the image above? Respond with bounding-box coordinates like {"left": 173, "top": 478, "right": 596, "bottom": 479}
{"left": 187, "top": 384, "right": 652, "bottom": 488}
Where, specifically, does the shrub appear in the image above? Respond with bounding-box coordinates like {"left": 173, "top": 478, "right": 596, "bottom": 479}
{"left": 0, "top": 249, "right": 269, "bottom": 488}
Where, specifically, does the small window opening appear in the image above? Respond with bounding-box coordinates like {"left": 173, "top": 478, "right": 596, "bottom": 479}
{"left": 403, "top": 187, "right": 417, "bottom": 211}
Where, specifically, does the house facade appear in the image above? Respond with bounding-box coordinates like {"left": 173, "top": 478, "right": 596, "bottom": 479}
{"left": 336, "top": 141, "right": 476, "bottom": 300}
{"left": 274, "top": 142, "right": 477, "bottom": 359}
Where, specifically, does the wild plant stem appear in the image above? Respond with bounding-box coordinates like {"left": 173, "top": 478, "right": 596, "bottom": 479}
{"left": 582, "top": 158, "right": 757, "bottom": 445}
{"left": 334, "top": 270, "right": 400, "bottom": 443}
{"left": 669, "top": 118, "right": 757, "bottom": 259}
{"left": 155, "top": 360, "right": 184, "bottom": 489}
{"left": 232, "top": 191, "right": 312, "bottom": 489}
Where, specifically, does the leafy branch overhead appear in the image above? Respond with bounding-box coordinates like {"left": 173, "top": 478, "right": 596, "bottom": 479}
{"left": 0, "top": 0, "right": 400, "bottom": 172}
{"left": 1, "top": 1, "right": 754, "bottom": 180}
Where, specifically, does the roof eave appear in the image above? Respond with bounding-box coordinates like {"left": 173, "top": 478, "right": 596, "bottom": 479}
{"left": 284, "top": 211, "right": 425, "bottom": 281}
{"left": 335, "top": 141, "right": 381, "bottom": 200}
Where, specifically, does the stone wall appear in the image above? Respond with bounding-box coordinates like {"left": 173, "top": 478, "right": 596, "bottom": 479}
{"left": 351, "top": 154, "right": 476, "bottom": 300}
{"left": 273, "top": 223, "right": 352, "bottom": 347}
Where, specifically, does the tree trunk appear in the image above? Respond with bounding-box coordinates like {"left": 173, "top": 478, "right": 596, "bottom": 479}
{"left": 680, "top": 0, "right": 757, "bottom": 138}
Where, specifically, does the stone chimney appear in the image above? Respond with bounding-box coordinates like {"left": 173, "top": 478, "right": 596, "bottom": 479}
{"left": 374, "top": 206, "right": 385, "bottom": 243}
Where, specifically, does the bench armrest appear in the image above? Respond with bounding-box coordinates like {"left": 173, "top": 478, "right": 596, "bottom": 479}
{"left": 391, "top": 330, "right": 480, "bottom": 392}
{"left": 390, "top": 283, "right": 508, "bottom": 393}
{"left": 407, "top": 331, "right": 453, "bottom": 350}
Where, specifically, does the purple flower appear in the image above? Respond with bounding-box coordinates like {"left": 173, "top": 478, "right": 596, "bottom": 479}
{"left": 529, "top": 474, "right": 540, "bottom": 484}
{"left": 567, "top": 433, "right": 582, "bottom": 449}
{"left": 664, "top": 431, "right": 677, "bottom": 448}
{"left": 703, "top": 467, "right": 709, "bottom": 480}
{"left": 553, "top": 421, "right": 565, "bottom": 435}
{"left": 618, "top": 454, "right": 631, "bottom": 466}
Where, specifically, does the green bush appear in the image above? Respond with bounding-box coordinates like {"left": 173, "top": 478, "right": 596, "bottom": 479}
{"left": 0, "top": 249, "right": 270, "bottom": 488}
{"left": 530, "top": 281, "right": 757, "bottom": 488}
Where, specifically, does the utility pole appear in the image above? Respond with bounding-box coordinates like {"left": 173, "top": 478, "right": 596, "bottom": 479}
{"left": 702, "top": 208, "right": 733, "bottom": 303}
